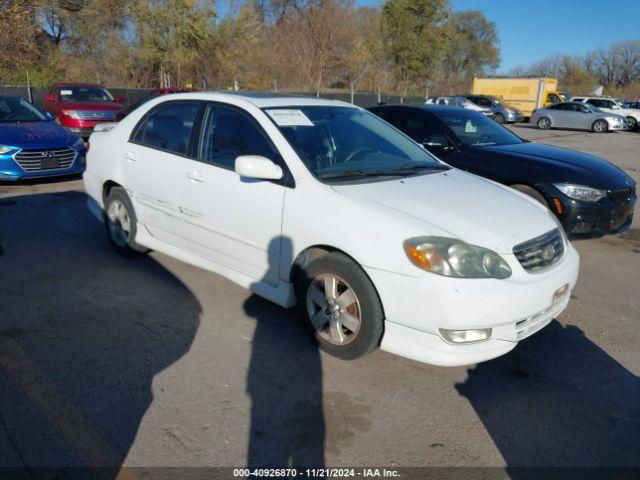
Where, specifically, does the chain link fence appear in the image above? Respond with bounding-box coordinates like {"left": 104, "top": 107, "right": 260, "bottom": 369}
{"left": 0, "top": 85, "right": 424, "bottom": 109}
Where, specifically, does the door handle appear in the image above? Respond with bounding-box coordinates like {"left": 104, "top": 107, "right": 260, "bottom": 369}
{"left": 124, "top": 152, "right": 137, "bottom": 162}
{"left": 186, "top": 171, "right": 204, "bottom": 183}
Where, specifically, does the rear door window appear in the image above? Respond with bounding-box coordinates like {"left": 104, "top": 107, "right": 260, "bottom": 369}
{"left": 132, "top": 101, "right": 201, "bottom": 156}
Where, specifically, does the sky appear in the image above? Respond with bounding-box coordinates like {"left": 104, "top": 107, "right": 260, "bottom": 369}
{"left": 357, "top": 0, "right": 640, "bottom": 73}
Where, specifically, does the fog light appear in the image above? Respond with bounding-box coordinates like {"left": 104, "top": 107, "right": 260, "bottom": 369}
{"left": 439, "top": 328, "right": 492, "bottom": 344}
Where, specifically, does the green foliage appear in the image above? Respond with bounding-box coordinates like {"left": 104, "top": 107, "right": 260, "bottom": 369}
{"left": 381, "top": 0, "right": 449, "bottom": 93}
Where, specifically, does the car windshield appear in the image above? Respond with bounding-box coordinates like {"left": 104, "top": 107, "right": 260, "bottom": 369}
{"left": 584, "top": 104, "right": 602, "bottom": 113}
{"left": 453, "top": 97, "right": 474, "bottom": 107}
{"left": 0, "top": 97, "right": 48, "bottom": 122}
{"left": 264, "top": 106, "right": 446, "bottom": 181}
{"left": 433, "top": 110, "right": 523, "bottom": 146}
{"left": 59, "top": 86, "right": 114, "bottom": 102}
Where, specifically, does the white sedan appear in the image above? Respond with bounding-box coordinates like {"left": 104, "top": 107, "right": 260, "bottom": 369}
{"left": 83, "top": 92, "right": 579, "bottom": 366}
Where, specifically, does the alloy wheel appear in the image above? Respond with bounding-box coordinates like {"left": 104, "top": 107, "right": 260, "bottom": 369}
{"left": 594, "top": 120, "right": 607, "bottom": 133}
{"left": 306, "top": 274, "right": 362, "bottom": 345}
{"left": 107, "top": 199, "right": 131, "bottom": 247}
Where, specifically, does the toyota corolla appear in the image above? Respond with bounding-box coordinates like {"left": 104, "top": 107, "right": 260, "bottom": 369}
{"left": 83, "top": 92, "right": 579, "bottom": 366}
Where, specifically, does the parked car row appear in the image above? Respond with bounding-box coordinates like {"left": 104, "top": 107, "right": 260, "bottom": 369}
{"left": 1, "top": 88, "right": 636, "bottom": 367}
{"left": 79, "top": 91, "right": 634, "bottom": 369}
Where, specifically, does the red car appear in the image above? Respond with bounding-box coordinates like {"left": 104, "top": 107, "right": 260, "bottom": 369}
{"left": 43, "top": 83, "right": 125, "bottom": 138}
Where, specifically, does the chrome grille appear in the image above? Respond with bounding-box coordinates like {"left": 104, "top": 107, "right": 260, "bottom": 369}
{"left": 14, "top": 147, "right": 77, "bottom": 171}
{"left": 608, "top": 187, "right": 634, "bottom": 204}
{"left": 73, "top": 110, "right": 116, "bottom": 120}
{"left": 513, "top": 229, "right": 564, "bottom": 272}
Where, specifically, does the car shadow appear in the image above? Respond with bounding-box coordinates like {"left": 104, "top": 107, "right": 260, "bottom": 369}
{"left": 456, "top": 320, "right": 640, "bottom": 477}
{"left": 244, "top": 237, "right": 325, "bottom": 468}
{"left": 0, "top": 190, "right": 201, "bottom": 478}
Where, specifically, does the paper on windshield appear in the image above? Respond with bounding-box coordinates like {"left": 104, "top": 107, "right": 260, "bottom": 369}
{"left": 465, "top": 119, "right": 477, "bottom": 133}
{"left": 60, "top": 89, "right": 73, "bottom": 95}
{"left": 266, "top": 109, "right": 314, "bottom": 127}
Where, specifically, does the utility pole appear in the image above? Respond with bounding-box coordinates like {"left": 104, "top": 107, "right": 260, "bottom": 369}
{"left": 26, "top": 69, "right": 32, "bottom": 103}
{"left": 350, "top": 82, "right": 354, "bottom": 104}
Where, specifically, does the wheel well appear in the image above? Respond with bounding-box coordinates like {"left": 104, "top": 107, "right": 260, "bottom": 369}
{"left": 289, "top": 245, "right": 386, "bottom": 323}
{"left": 102, "top": 180, "right": 121, "bottom": 204}
{"left": 508, "top": 183, "right": 550, "bottom": 208}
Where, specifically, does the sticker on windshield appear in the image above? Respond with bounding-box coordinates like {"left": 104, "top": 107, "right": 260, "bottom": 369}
{"left": 60, "top": 89, "right": 73, "bottom": 95}
{"left": 266, "top": 109, "right": 314, "bottom": 127}
{"left": 465, "top": 119, "right": 477, "bottom": 133}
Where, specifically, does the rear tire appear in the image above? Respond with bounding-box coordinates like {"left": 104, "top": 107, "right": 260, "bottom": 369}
{"left": 104, "top": 187, "right": 147, "bottom": 257}
{"left": 494, "top": 113, "right": 505, "bottom": 124}
{"left": 626, "top": 116, "right": 637, "bottom": 131}
{"left": 592, "top": 119, "right": 608, "bottom": 133}
{"left": 295, "top": 251, "right": 384, "bottom": 360}
{"left": 537, "top": 117, "right": 551, "bottom": 130}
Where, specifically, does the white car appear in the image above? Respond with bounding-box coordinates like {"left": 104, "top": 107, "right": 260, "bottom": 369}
{"left": 83, "top": 92, "right": 579, "bottom": 367}
{"left": 571, "top": 96, "right": 640, "bottom": 130}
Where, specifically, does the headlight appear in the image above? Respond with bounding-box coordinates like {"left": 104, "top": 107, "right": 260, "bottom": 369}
{"left": 554, "top": 183, "right": 606, "bottom": 202}
{"left": 61, "top": 109, "right": 81, "bottom": 119}
{"left": 404, "top": 237, "right": 512, "bottom": 279}
{"left": 0, "top": 145, "right": 14, "bottom": 154}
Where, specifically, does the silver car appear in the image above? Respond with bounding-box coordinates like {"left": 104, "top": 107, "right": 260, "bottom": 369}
{"left": 531, "top": 102, "right": 627, "bottom": 133}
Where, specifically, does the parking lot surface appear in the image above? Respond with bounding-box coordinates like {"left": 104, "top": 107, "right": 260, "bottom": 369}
{"left": 0, "top": 127, "right": 638, "bottom": 474}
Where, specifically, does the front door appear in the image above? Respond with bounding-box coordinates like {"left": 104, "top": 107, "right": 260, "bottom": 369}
{"left": 178, "top": 103, "right": 287, "bottom": 284}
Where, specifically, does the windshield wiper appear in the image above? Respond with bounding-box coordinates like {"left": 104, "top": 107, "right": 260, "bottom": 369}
{"left": 387, "top": 163, "right": 450, "bottom": 173}
{"left": 318, "top": 170, "right": 405, "bottom": 179}
{"left": 318, "top": 164, "right": 449, "bottom": 180}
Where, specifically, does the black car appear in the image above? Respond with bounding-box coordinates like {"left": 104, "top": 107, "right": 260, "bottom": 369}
{"left": 368, "top": 105, "right": 636, "bottom": 238}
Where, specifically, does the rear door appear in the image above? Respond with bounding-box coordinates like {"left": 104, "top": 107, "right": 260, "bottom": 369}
{"left": 123, "top": 100, "right": 203, "bottom": 245}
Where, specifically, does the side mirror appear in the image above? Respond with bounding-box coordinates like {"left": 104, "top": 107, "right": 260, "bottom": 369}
{"left": 235, "top": 155, "right": 283, "bottom": 180}
{"left": 44, "top": 94, "right": 55, "bottom": 102}
{"left": 114, "top": 95, "right": 126, "bottom": 103}
{"left": 423, "top": 134, "right": 452, "bottom": 151}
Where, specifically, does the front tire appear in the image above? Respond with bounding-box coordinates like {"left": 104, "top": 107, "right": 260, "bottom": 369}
{"left": 494, "top": 113, "right": 505, "bottom": 124}
{"left": 592, "top": 119, "right": 608, "bottom": 133}
{"left": 626, "top": 116, "right": 637, "bottom": 131}
{"left": 296, "top": 252, "right": 384, "bottom": 360}
{"left": 104, "top": 187, "right": 147, "bottom": 257}
{"left": 537, "top": 117, "right": 551, "bottom": 130}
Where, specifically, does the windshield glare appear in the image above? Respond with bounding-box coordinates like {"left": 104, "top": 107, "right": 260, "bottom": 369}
{"left": 0, "top": 98, "right": 48, "bottom": 122}
{"left": 265, "top": 106, "right": 443, "bottom": 180}
{"left": 59, "top": 86, "right": 114, "bottom": 102}
{"left": 434, "top": 110, "right": 523, "bottom": 147}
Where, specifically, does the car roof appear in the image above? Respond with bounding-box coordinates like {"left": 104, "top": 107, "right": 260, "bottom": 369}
{"left": 57, "top": 83, "right": 105, "bottom": 87}
{"left": 140, "top": 91, "right": 354, "bottom": 109}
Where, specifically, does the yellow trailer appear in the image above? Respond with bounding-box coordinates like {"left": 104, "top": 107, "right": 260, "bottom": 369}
{"left": 472, "top": 77, "right": 562, "bottom": 117}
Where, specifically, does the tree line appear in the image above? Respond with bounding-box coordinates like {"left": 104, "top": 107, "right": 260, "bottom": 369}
{"left": 511, "top": 40, "right": 640, "bottom": 99}
{"left": 0, "top": 0, "right": 500, "bottom": 96}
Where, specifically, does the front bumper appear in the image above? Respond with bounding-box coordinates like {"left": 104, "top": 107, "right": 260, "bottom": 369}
{"left": 505, "top": 111, "right": 524, "bottom": 123}
{"left": 0, "top": 152, "right": 85, "bottom": 181}
{"left": 539, "top": 186, "right": 636, "bottom": 237}
{"left": 369, "top": 241, "right": 580, "bottom": 367}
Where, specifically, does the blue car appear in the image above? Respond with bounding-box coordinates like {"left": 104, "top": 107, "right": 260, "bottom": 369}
{"left": 0, "top": 96, "right": 86, "bottom": 181}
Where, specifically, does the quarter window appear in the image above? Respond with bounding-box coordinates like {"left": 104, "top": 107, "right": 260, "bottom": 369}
{"left": 200, "top": 105, "right": 277, "bottom": 169}
{"left": 132, "top": 101, "right": 201, "bottom": 156}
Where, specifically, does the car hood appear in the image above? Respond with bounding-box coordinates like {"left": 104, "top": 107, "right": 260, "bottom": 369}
{"left": 59, "top": 100, "right": 123, "bottom": 111}
{"left": 331, "top": 168, "right": 555, "bottom": 253}
{"left": 0, "top": 121, "right": 76, "bottom": 149}
{"left": 477, "top": 142, "right": 632, "bottom": 189}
